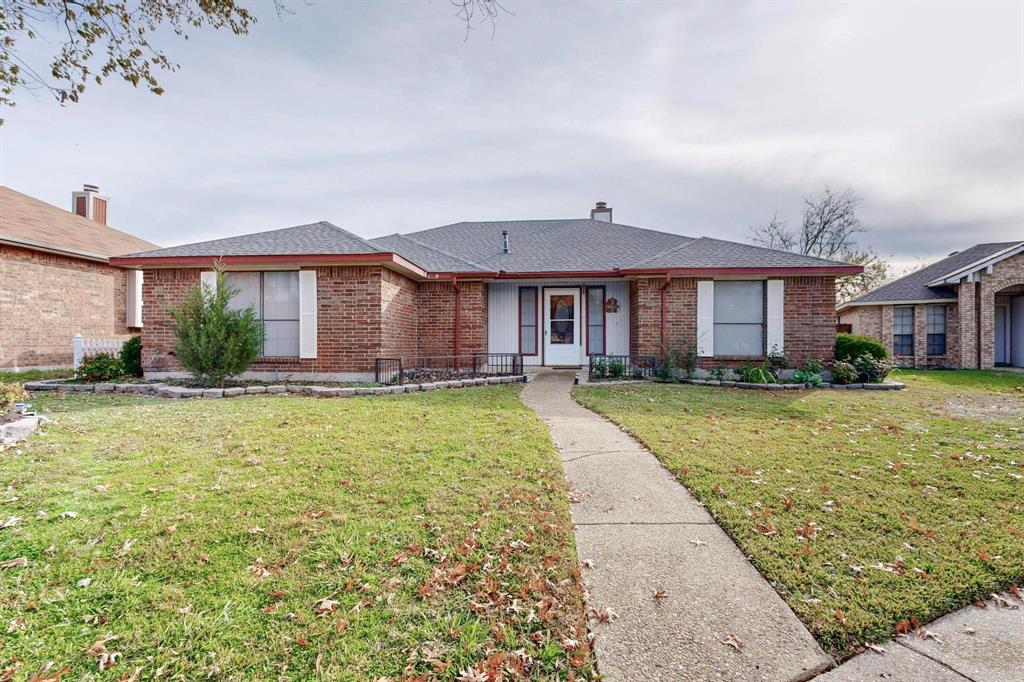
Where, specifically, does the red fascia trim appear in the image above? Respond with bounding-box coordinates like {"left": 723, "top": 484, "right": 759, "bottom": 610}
{"left": 621, "top": 265, "right": 864, "bottom": 276}
{"left": 110, "top": 253, "right": 391, "bottom": 267}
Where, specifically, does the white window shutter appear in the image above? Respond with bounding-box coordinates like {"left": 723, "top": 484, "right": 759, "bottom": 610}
{"left": 766, "top": 279, "right": 784, "bottom": 354}
{"left": 299, "top": 270, "right": 317, "bottom": 359}
{"left": 200, "top": 270, "right": 217, "bottom": 292}
{"left": 126, "top": 270, "right": 144, "bottom": 327}
{"left": 696, "top": 280, "right": 714, "bottom": 357}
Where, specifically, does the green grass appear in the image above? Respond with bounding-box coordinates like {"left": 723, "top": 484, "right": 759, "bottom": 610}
{"left": 574, "top": 371, "right": 1024, "bottom": 659}
{"left": 0, "top": 369, "right": 73, "bottom": 383}
{"left": 897, "top": 368, "right": 1024, "bottom": 392}
{"left": 0, "top": 388, "right": 593, "bottom": 680}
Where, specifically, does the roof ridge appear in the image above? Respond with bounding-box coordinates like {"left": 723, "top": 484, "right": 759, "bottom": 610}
{"left": 626, "top": 235, "right": 701, "bottom": 268}
{"left": 320, "top": 221, "right": 385, "bottom": 253}
{"left": 696, "top": 235, "right": 850, "bottom": 266}
{"left": 392, "top": 233, "right": 491, "bottom": 271}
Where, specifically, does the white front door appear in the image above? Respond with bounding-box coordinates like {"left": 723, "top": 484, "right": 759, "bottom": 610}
{"left": 544, "top": 288, "right": 581, "bottom": 366}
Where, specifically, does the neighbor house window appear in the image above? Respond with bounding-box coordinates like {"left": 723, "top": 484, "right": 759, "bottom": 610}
{"left": 713, "top": 281, "right": 765, "bottom": 356}
{"left": 586, "top": 286, "right": 605, "bottom": 355}
{"left": 225, "top": 271, "right": 300, "bottom": 357}
{"left": 519, "top": 287, "right": 538, "bottom": 355}
{"left": 926, "top": 305, "right": 946, "bottom": 356}
{"left": 893, "top": 306, "right": 914, "bottom": 356}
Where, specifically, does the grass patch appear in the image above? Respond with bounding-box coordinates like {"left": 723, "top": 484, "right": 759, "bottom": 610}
{"left": 574, "top": 371, "right": 1024, "bottom": 659}
{"left": 0, "top": 388, "right": 592, "bottom": 680}
{"left": 897, "top": 368, "right": 1024, "bottom": 393}
{"left": 0, "top": 369, "right": 73, "bottom": 383}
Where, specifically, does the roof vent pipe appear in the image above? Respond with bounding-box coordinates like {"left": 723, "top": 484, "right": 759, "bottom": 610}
{"left": 501, "top": 229, "right": 509, "bottom": 254}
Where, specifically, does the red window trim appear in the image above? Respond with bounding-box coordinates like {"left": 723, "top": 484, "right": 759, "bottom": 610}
{"left": 585, "top": 285, "right": 607, "bottom": 356}
{"left": 518, "top": 286, "right": 539, "bottom": 357}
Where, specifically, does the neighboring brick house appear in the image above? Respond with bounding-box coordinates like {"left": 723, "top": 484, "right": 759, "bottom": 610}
{"left": 838, "top": 241, "right": 1024, "bottom": 369}
{"left": 110, "top": 202, "right": 861, "bottom": 381}
{"left": 0, "top": 186, "right": 158, "bottom": 369}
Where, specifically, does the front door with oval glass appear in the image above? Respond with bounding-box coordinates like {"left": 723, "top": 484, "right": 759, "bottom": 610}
{"left": 544, "top": 288, "right": 581, "bottom": 366}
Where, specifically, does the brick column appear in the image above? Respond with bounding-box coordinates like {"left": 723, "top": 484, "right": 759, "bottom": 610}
{"left": 958, "top": 280, "right": 978, "bottom": 369}
{"left": 880, "top": 305, "right": 894, "bottom": 356}
{"left": 913, "top": 304, "right": 928, "bottom": 368}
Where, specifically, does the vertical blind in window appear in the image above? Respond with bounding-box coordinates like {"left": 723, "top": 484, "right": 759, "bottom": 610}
{"left": 519, "top": 287, "right": 538, "bottom": 355}
{"left": 713, "top": 281, "right": 764, "bottom": 356}
{"left": 226, "top": 271, "right": 301, "bottom": 357}
{"left": 926, "top": 305, "right": 946, "bottom": 356}
{"left": 893, "top": 306, "right": 914, "bottom": 356}
{"left": 587, "top": 287, "right": 605, "bottom": 355}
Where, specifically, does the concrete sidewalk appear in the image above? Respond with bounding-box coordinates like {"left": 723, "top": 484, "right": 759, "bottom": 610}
{"left": 816, "top": 591, "right": 1023, "bottom": 682}
{"left": 520, "top": 371, "right": 832, "bottom": 681}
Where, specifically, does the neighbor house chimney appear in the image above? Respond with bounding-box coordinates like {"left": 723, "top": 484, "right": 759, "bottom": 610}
{"left": 590, "top": 201, "right": 612, "bottom": 222}
{"left": 501, "top": 229, "right": 510, "bottom": 254}
{"left": 71, "top": 184, "right": 108, "bottom": 225}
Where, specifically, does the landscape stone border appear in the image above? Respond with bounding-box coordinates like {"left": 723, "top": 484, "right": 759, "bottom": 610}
{"left": 679, "top": 378, "right": 905, "bottom": 390}
{"left": 23, "top": 376, "right": 528, "bottom": 399}
{"left": 585, "top": 377, "right": 906, "bottom": 390}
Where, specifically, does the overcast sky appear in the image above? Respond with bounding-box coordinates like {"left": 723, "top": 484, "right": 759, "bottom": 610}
{"left": 2, "top": 1, "right": 1021, "bottom": 269}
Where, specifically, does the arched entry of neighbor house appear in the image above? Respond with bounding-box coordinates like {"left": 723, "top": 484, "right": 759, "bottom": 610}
{"left": 993, "top": 281, "right": 1024, "bottom": 368}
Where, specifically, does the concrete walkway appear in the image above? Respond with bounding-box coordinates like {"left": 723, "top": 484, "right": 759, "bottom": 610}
{"left": 520, "top": 371, "right": 832, "bottom": 681}
{"left": 816, "top": 591, "right": 1024, "bottom": 682}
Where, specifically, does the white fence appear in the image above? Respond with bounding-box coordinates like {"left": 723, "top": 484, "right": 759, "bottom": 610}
{"left": 73, "top": 333, "right": 129, "bottom": 370}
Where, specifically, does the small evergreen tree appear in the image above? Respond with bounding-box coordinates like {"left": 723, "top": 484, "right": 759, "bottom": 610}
{"left": 168, "top": 267, "right": 263, "bottom": 387}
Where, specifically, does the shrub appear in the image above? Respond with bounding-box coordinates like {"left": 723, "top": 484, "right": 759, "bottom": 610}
{"left": 835, "top": 333, "right": 887, "bottom": 362}
{"left": 120, "top": 335, "right": 143, "bottom": 377}
{"left": 738, "top": 363, "right": 776, "bottom": 384}
{"left": 710, "top": 363, "right": 727, "bottom": 381}
{"left": 792, "top": 359, "right": 825, "bottom": 387}
{"left": 169, "top": 267, "right": 264, "bottom": 387}
{"left": 853, "top": 353, "right": 896, "bottom": 383}
{"left": 679, "top": 344, "right": 698, "bottom": 379}
{"left": 590, "top": 358, "right": 607, "bottom": 380}
{"left": 1, "top": 383, "right": 28, "bottom": 413}
{"left": 766, "top": 347, "right": 788, "bottom": 373}
{"left": 830, "top": 361, "right": 858, "bottom": 385}
{"left": 608, "top": 359, "right": 625, "bottom": 379}
{"left": 656, "top": 349, "right": 680, "bottom": 381}
{"left": 78, "top": 353, "right": 124, "bottom": 382}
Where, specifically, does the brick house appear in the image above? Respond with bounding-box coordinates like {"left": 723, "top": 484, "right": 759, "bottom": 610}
{"left": 110, "top": 202, "right": 861, "bottom": 381}
{"left": 838, "top": 241, "right": 1024, "bottom": 369}
{"left": 1, "top": 186, "right": 158, "bottom": 369}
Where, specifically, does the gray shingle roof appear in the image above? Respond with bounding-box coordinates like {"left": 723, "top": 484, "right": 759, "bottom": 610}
{"left": 628, "top": 236, "right": 852, "bottom": 269}
{"left": 120, "top": 221, "right": 383, "bottom": 258}
{"left": 845, "top": 241, "right": 1022, "bottom": 305}
{"left": 369, "top": 233, "right": 489, "bottom": 272}
{"left": 392, "top": 219, "right": 697, "bottom": 272}
{"left": 120, "top": 216, "right": 859, "bottom": 274}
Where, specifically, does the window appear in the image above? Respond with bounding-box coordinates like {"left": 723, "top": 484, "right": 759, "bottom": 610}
{"left": 893, "top": 306, "right": 914, "bottom": 356}
{"left": 926, "top": 305, "right": 946, "bottom": 356}
{"left": 519, "top": 287, "right": 538, "bottom": 355}
{"left": 586, "top": 286, "right": 605, "bottom": 355}
{"left": 225, "top": 271, "right": 300, "bottom": 357}
{"left": 713, "top": 281, "right": 764, "bottom": 356}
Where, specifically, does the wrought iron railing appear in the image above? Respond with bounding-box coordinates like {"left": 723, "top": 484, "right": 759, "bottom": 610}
{"left": 375, "top": 353, "right": 524, "bottom": 385}
{"left": 588, "top": 354, "right": 657, "bottom": 381}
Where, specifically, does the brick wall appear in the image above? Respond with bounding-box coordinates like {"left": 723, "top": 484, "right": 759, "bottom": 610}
{"left": 414, "top": 280, "right": 487, "bottom": 358}
{"left": 978, "top": 253, "right": 1024, "bottom": 369}
{"left": 1, "top": 244, "right": 137, "bottom": 368}
{"left": 141, "top": 266, "right": 488, "bottom": 376}
{"left": 630, "top": 275, "right": 836, "bottom": 366}
{"left": 783, "top": 276, "right": 836, "bottom": 366}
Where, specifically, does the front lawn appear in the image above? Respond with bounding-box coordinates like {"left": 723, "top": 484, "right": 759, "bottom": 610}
{"left": 574, "top": 370, "right": 1024, "bottom": 659}
{"left": 1, "top": 388, "right": 592, "bottom": 680}
{"left": 0, "top": 369, "right": 72, "bottom": 383}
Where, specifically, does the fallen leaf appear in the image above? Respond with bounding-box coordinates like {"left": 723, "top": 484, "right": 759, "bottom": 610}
{"left": 77, "top": 578, "right": 93, "bottom": 588}
{"left": 313, "top": 598, "right": 338, "bottom": 616}
{"left": 0, "top": 557, "right": 28, "bottom": 569}
{"left": 653, "top": 590, "right": 668, "bottom": 600}
{"left": 721, "top": 633, "right": 743, "bottom": 651}
{"left": 335, "top": 619, "right": 349, "bottom": 635}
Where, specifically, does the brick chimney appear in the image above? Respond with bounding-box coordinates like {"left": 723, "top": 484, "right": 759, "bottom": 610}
{"left": 590, "top": 201, "right": 612, "bottom": 222}
{"left": 71, "top": 184, "right": 108, "bottom": 225}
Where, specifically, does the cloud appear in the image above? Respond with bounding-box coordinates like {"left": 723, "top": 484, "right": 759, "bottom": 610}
{"left": 1, "top": 0, "right": 1020, "bottom": 264}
